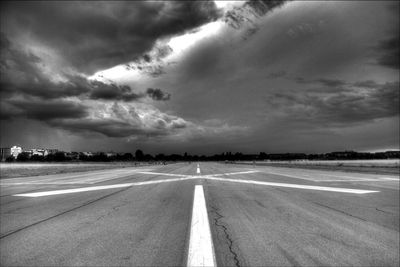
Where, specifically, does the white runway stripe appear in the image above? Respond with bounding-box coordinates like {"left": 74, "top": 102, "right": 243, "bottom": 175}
{"left": 1, "top": 168, "right": 155, "bottom": 185}
{"left": 212, "top": 170, "right": 259, "bottom": 176}
{"left": 13, "top": 177, "right": 193, "bottom": 197}
{"left": 261, "top": 170, "right": 399, "bottom": 182}
{"left": 187, "top": 185, "right": 216, "bottom": 267}
{"left": 11, "top": 169, "right": 382, "bottom": 197}
{"left": 316, "top": 178, "right": 399, "bottom": 182}
{"left": 137, "top": 171, "right": 188, "bottom": 177}
{"left": 196, "top": 163, "right": 201, "bottom": 174}
{"left": 261, "top": 171, "right": 317, "bottom": 181}
{"left": 206, "top": 177, "right": 379, "bottom": 194}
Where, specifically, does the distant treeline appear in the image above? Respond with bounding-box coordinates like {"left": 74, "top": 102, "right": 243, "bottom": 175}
{"left": 5, "top": 149, "right": 400, "bottom": 162}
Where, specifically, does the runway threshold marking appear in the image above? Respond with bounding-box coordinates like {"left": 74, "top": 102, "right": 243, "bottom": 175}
{"left": 187, "top": 185, "right": 216, "bottom": 267}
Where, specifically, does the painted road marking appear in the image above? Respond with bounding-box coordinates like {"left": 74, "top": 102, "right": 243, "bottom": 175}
{"left": 13, "top": 177, "right": 194, "bottom": 197}
{"left": 316, "top": 178, "right": 399, "bottom": 182}
{"left": 260, "top": 170, "right": 399, "bottom": 183}
{"left": 206, "top": 177, "right": 379, "bottom": 194}
{"left": 197, "top": 164, "right": 201, "bottom": 174}
{"left": 260, "top": 171, "right": 317, "bottom": 181}
{"left": 212, "top": 170, "right": 259, "bottom": 176}
{"left": 259, "top": 167, "right": 399, "bottom": 181}
{"left": 136, "top": 171, "right": 188, "bottom": 177}
{"left": 12, "top": 169, "right": 382, "bottom": 197}
{"left": 0, "top": 169, "right": 155, "bottom": 185}
{"left": 187, "top": 185, "right": 216, "bottom": 267}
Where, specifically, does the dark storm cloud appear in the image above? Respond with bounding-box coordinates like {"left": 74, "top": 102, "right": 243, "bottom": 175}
{"left": 90, "top": 83, "right": 171, "bottom": 102}
{"left": 3, "top": 98, "right": 88, "bottom": 121}
{"left": 125, "top": 45, "right": 173, "bottom": 77}
{"left": 224, "top": 0, "right": 289, "bottom": 29}
{"left": 89, "top": 81, "right": 143, "bottom": 102}
{"left": 1, "top": 35, "right": 171, "bottom": 103}
{"left": 373, "top": 2, "right": 399, "bottom": 69}
{"left": 352, "top": 80, "right": 379, "bottom": 88}
{"left": 266, "top": 71, "right": 287, "bottom": 79}
{"left": 375, "top": 36, "right": 399, "bottom": 69}
{"left": 48, "top": 119, "right": 158, "bottom": 138}
{"left": 1, "top": 95, "right": 185, "bottom": 138}
{"left": 146, "top": 88, "right": 171, "bottom": 101}
{"left": 0, "top": 35, "right": 90, "bottom": 99}
{"left": 0, "top": 33, "right": 41, "bottom": 79}
{"left": 50, "top": 118, "right": 185, "bottom": 138}
{"left": 222, "top": 0, "right": 289, "bottom": 40}
{"left": 268, "top": 81, "right": 399, "bottom": 125}
{"left": 294, "top": 77, "right": 347, "bottom": 87}
{"left": 1, "top": 1, "right": 398, "bottom": 153}
{"left": 1, "top": 1, "right": 221, "bottom": 74}
{"left": 47, "top": 105, "right": 187, "bottom": 138}
{"left": 315, "top": 79, "right": 347, "bottom": 87}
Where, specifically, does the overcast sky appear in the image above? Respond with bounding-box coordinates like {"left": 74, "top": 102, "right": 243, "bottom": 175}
{"left": 1, "top": 1, "right": 399, "bottom": 154}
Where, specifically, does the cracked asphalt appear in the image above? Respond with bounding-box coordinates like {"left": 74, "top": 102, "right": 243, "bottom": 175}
{"left": 0, "top": 162, "right": 399, "bottom": 266}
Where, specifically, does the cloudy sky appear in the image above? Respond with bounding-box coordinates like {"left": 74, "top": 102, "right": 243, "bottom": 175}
{"left": 0, "top": 0, "right": 399, "bottom": 154}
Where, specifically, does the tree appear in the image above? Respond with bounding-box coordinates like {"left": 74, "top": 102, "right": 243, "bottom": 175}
{"left": 122, "top": 153, "right": 133, "bottom": 161}
{"left": 5, "top": 156, "right": 14, "bottom": 162}
{"left": 53, "top": 152, "right": 67, "bottom": 161}
{"left": 135, "top": 149, "right": 144, "bottom": 161}
{"left": 16, "top": 152, "right": 30, "bottom": 162}
{"left": 31, "top": 154, "right": 44, "bottom": 161}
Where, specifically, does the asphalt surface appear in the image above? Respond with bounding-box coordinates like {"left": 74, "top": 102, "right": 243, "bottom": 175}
{"left": 0, "top": 162, "right": 399, "bottom": 266}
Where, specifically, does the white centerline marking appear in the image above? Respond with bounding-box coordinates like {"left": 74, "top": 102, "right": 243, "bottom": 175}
{"left": 197, "top": 164, "right": 201, "bottom": 174}
{"left": 206, "top": 177, "right": 379, "bottom": 194}
{"left": 187, "top": 185, "right": 216, "bottom": 267}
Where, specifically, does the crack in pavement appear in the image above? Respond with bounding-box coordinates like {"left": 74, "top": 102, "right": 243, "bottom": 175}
{"left": 311, "top": 202, "right": 368, "bottom": 222}
{"left": 376, "top": 207, "right": 396, "bottom": 215}
{"left": 209, "top": 205, "right": 241, "bottom": 267}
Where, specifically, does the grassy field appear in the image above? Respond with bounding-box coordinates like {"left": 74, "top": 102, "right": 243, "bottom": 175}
{"left": 235, "top": 159, "right": 400, "bottom": 175}
{"left": 0, "top": 162, "right": 157, "bottom": 179}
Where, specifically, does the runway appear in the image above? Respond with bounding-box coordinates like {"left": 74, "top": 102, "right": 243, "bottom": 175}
{"left": 0, "top": 162, "right": 399, "bottom": 266}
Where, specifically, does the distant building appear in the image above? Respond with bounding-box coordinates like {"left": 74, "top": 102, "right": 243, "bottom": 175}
{"left": 0, "top": 148, "right": 11, "bottom": 161}
{"left": 81, "top": 152, "right": 93, "bottom": 157}
{"left": 30, "top": 148, "right": 48, "bottom": 157}
{"left": 47, "top": 149, "right": 58, "bottom": 154}
{"left": 10, "top": 146, "right": 22, "bottom": 159}
{"left": 67, "top": 151, "right": 79, "bottom": 160}
{"left": 106, "top": 152, "right": 117, "bottom": 157}
{"left": 23, "top": 149, "right": 33, "bottom": 156}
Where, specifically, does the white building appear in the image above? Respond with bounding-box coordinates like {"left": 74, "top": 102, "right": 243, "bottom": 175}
{"left": 31, "top": 148, "right": 48, "bottom": 156}
{"left": 10, "top": 146, "right": 22, "bottom": 159}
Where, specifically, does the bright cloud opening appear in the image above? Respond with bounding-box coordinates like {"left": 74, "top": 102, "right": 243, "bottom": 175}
{"left": 214, "top": 1, "right": 245, "bottom": 10}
